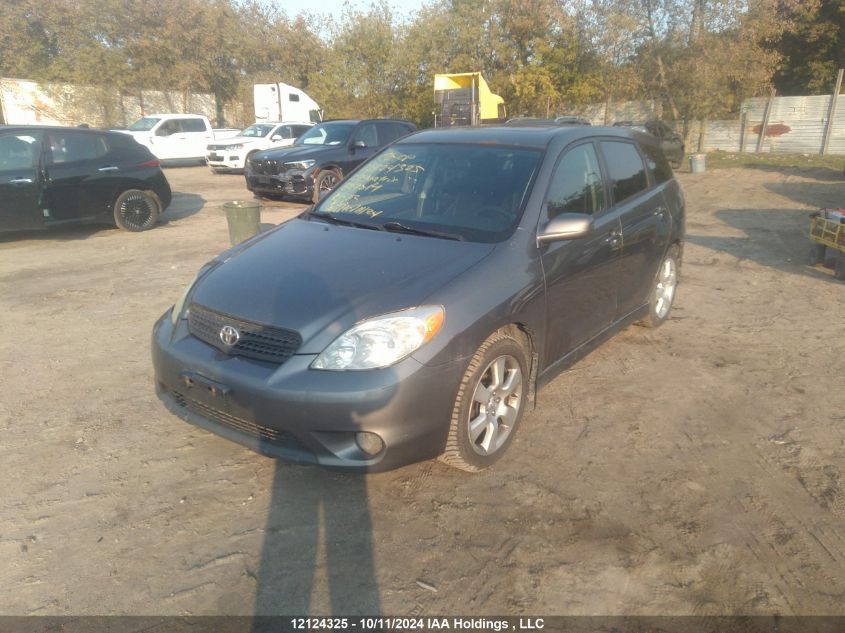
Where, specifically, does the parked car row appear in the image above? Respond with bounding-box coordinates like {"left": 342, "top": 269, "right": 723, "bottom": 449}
{"left": 118, "top": 113, "right": 240, "bottom": 162}
{"left": 206, "top": 121, "right": 314, "bottom": 172}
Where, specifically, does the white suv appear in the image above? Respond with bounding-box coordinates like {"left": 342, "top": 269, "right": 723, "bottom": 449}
{"left": 206, "top": 122, "right": 313, "bottom": 172}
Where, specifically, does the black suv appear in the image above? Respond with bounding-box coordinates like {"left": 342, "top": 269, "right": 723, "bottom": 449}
{"left": 613, "top": 120, "right": 684, "bottom": 169}
{"left": 245, "top": 119, "right": 417, "bottom": 203}
{"left": 0, "top": 126, "right": 171, "bottom": 233}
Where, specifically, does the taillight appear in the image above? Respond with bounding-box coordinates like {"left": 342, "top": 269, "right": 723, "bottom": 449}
{"left": 138, "top": 159, "right": 160, "bottom": 168}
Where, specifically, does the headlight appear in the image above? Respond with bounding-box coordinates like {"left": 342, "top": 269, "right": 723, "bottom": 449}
{"left": 170, "top": 262, "right": 219, "bottom": 325}
{"left": 312, "top": 306, "right": 444, "bottom": 370}
{"left": 170, "top": 278, "right": 195, "bottom": 325}
{"left": 284, "top": 159, "right": 316, "bottom": 170}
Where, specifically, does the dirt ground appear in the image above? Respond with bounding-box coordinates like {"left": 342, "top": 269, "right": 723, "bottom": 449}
{"left": 1, "top": 163, "right": 845, "bottom": 616}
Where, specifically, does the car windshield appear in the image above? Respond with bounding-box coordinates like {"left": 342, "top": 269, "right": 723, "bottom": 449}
{"left": 296, "top": 122, "right": 355, "bottom": 146}
{"left": 240, "top": 124, "right": 275, "bottom": 138}
{"left": 315, "top": 143, "right": 541, "bottom": 243}
{"left": 128, "top": 117, "right": 161, "bottom": 131}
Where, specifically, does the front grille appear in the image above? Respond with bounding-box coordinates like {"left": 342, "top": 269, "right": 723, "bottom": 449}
{"left": 207, "top": 144, "right": 227, "bottom": 151}
{"left": 249, "top": 159, "right": 282, "bottom": 176}
{"left": 171, "top": 389, "right": 305, "bottom": 449}
{"left": 187, "top": 303, "right": 301, "bottom": 364}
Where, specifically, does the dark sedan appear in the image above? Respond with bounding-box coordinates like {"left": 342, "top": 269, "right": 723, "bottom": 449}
{"left": 244, "top": 119, "right": 416, "bottom": 203}
{"left": 153, "top": 126, "right": 684, "bottom": 472}
{"left": 0, "top": 126, "right": 171, "bottom": 232}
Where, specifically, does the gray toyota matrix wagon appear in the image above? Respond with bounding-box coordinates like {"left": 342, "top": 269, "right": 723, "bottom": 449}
{"left": 152, "top": 126, "right": 684, "bottom": 472}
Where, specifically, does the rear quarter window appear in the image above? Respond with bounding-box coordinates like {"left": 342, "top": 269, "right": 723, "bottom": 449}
{"left": 46, "top": 131, "right": 109, "bottom": 164}
{"left": 600, "top": 140, "right": 649, "bottom": 204}
{"left": 640, "top": 142, "right": 673, "bottom": 183}
{"left": 105, "top": 133, "right": 149, "bottom": 159}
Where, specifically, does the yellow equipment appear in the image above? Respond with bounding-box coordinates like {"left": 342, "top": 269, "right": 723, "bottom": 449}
{"left": 433, "top": 72, "right": 506, "bottom": 127}
{"left": 809, "top": 211, "right": 845, "bottom": 280}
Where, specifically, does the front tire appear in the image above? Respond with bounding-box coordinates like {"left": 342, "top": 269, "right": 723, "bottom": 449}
{"left": 312, "top": 169, "right": 341, "bottom": 204}
{"left": 440, "top": 331, "right": 529, "bottom": 472}
{"left": 639, "top": 244, "right": 680, "bottom": 328}
{"left": 113, "top": 189, "right": 160, "bottom": 232}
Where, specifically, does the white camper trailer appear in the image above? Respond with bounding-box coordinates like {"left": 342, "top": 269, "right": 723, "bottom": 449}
{"left": 253, "top": 83, "right": 322, "bottom": 124}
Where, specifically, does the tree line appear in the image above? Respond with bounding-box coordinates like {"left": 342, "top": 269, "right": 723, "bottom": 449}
{"left": 1, "top": 0, "right": 842, "bottom": 133}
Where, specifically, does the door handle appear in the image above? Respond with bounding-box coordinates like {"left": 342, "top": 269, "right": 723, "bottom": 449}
{"left": 9, "top": 177, "right": 34, "bottom": 185}
{"left": 98, "top": 166, "right": 119, "bottom": 172}
{"left": 602, "top": 230, "right": 622, "bottom": 248}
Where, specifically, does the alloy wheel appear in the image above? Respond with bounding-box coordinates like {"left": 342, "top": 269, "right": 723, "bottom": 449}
{"left": 467, "top": 355, "right": 523, "bottom": 456}
{"left": 118, "top": 193, "right": 156, "bottom": 230}
{"left": 654, "top": 256, "right": 677, "bottom": 319}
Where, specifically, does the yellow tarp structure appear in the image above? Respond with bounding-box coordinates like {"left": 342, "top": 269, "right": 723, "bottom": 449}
{"left": 433, "top": 72, "right": 504, "bottom": 122}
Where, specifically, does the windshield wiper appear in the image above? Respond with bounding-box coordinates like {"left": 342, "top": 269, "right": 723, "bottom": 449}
{"left": 307, "top": 210, "right": 382, "bottom": 231}
{"left": 381, "top": 221, "right": 464, "bottom": 241}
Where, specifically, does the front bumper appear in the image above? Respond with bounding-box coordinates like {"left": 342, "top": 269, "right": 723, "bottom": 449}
{"left": 244, "top": 169, "right": 313, "bottom": 199}
{"left": 152, "top": 312, "right": 464, "bottom": 471}
{"left": 206, "top": 150, "right": 246, "bottom": 170}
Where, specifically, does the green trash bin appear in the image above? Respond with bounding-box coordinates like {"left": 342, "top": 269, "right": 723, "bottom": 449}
{"left": 222, "top": 200, "right": 261, "bottom": 246}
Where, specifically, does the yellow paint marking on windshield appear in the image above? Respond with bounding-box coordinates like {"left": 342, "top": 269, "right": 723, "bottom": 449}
{"left": 324, "top": 195, "right": 382, "bottom": 218}
{"left": 322, "top": 151, "right": 424, "bottom": 217}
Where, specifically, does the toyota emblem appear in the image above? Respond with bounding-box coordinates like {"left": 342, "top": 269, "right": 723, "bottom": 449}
{"left": 219, "top": 325, "right": 240, "bottom": 347}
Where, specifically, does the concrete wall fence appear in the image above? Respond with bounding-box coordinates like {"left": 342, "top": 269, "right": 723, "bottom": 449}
{"left": 0, "top": 78, "right": 220, "bottom": 128}
{"left": 574, "top": 94, "right": 845, "bottom": 155}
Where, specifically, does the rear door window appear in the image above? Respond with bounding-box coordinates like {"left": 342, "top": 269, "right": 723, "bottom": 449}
{"left": 46, "top": 131, "right": 108, "bottom": 164}
{"left": 599, "top": 141, "right": 649, "bottom": 205}
{"left": 544, "top": 143, "right": 605, "bottom": 219}
{"left": 180, "top": 119, "right": 207, "bottom": 133}
{"left": 375, "top": 122, "right": 410, "bottom": 146}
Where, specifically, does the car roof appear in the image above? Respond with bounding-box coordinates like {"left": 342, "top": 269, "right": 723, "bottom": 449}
{"left": 319, "top": 119, "right": 416, "bottom": 126}
{"left": 614, "top": 120, "right": 660, "bottom": 127}
{"left": 397, "top": 125, "right": 640, "bottom": 149}
{"left": 0, "top": 125, "right": 121, "bottom": 135}
{"left": 144, "top": 113, "right": 205, "bottom": 118}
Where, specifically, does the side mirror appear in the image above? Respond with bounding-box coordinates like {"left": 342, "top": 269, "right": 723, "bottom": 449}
{"left": 537, "top": 214, "right": 593, "bottom": 244}
{"left": 352, "top": 140, "right": 367, "bottom": 150}
{"left": 271, "top": 134, "right": 283, "bottom": 141}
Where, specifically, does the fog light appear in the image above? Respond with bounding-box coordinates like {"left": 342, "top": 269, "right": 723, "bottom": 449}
{"left": 355, "top": 432, "right": 384, "bottom": 456}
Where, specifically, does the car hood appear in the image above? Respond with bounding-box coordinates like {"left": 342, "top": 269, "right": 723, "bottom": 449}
{"left": 256, "top": 143, "right": 334, "bottom": 161}
{"left": 191, "top": 218, "right": 495, "bottom": 354}
{"left": 212, "top": 135, "right": 262, "bottom": 146}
